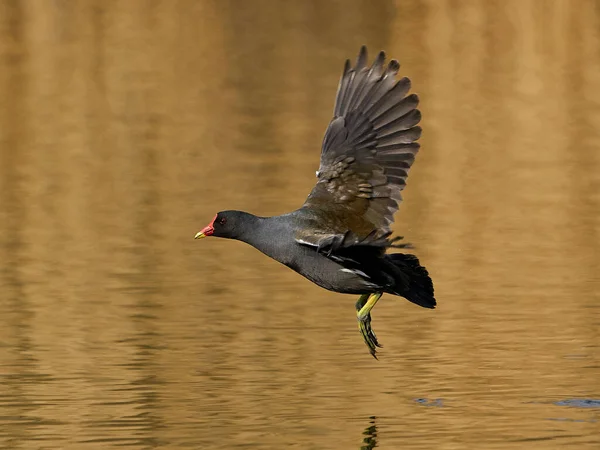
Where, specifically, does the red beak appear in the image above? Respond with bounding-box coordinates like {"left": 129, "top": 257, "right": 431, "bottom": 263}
{"left": 194, "top": 225, "right": 213, "bottom": 239}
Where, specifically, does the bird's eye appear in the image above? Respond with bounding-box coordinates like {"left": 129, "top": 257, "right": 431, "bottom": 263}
{"left": 218, "top": 217, "right": 227, "bottom": 225}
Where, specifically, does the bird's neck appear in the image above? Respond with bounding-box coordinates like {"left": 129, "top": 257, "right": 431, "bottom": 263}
{"left": 234, "top": 213, "right": 294, "bottom": 262}
{"left": 230, "top": 211, "right": 260, "bottom": 241}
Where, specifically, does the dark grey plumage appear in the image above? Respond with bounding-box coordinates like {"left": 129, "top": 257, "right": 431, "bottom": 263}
{"left": 300, "top": 45, "right": 423, "bottom": 246}
{"left": 196, "top": 47, "right": 436, "bottom": 357}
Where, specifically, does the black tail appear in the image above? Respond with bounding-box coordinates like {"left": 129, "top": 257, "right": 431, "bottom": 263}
{"left": 386, "top": 253, "right": 436, "bottom": 309}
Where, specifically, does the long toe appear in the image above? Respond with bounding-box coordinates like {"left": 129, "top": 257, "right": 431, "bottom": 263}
{"left": 362, "top": 313, "right": 382, "bottom": 349}
{"left": 366, "top": 319, "right": 382, "bottom": 349}
{"left": 358, "top": 313, "right": 382, "bottom": 359}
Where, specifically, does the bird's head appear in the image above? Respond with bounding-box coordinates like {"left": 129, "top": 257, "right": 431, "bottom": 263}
{"left": 194, "top": 211, "right": 247, "bottom": 240}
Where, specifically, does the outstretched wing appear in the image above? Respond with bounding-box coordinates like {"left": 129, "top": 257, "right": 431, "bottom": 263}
{"left": 299, "top": 46, "right": 421, "bottom": 247}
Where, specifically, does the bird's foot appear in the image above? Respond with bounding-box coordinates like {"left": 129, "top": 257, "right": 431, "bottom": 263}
{"left": 358, "top": 313, "right": 382, "bottom": 358}
{"left": 356, "top": 292, "right": 383, "bottom": 358}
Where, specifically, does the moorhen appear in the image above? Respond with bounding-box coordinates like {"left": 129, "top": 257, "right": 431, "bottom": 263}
{"left": 195, "top": 47, "right": 435, "bottom": 358}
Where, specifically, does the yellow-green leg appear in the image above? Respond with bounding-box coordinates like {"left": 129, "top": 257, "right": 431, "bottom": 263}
{"left": 356, "top": 292, "right": 383, "bottom": 358}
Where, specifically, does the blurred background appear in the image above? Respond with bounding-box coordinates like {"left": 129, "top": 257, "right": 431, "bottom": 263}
{"left": 1, "top": 0, "right": 599, "bottom": 449}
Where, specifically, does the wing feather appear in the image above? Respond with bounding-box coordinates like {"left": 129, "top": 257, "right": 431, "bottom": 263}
{"left": 300, "top": 46, "right": 422, "bottom": 244}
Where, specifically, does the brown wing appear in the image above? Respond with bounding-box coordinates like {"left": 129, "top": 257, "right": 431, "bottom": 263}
{"left": 298, "top": 46, "right": 421, "bottom": 246}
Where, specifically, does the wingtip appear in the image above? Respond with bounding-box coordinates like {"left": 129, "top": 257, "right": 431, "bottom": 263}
{"left": 387, "top": 59, "right": 400, "bottom": 74}
{"left": 356, "top": 45, "right": 368, "bottom": 69}
{"left": 367, "top": 50, "right": 386, "bottom": 78}
{"left": 343, "top": 58, "right": 351, "bottom": 74}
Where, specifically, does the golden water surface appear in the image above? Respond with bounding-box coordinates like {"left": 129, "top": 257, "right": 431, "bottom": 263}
{"left": 1, "top": 1, "right": 599, "bottom": 449}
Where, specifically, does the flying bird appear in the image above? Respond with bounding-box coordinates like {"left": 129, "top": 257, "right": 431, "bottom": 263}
{"left": 195, "top": 47, "right": 436, "bottom": 358}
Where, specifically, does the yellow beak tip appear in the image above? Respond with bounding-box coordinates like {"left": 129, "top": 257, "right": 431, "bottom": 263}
{"left": 194, "top": 232, "right": 206, "bottom": 239}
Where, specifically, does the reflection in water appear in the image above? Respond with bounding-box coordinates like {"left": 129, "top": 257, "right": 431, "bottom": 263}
{"left": 555, "top": 399, "right": 600, "bottom": 409}
{"left": 1, "top": 0, "right": 600, "bottom": 449}
{"left": 414, "top": 398, "right": 444, "bottom": 407}
{"left": 360, "top": 416, "right": 378, "bottom": 450}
